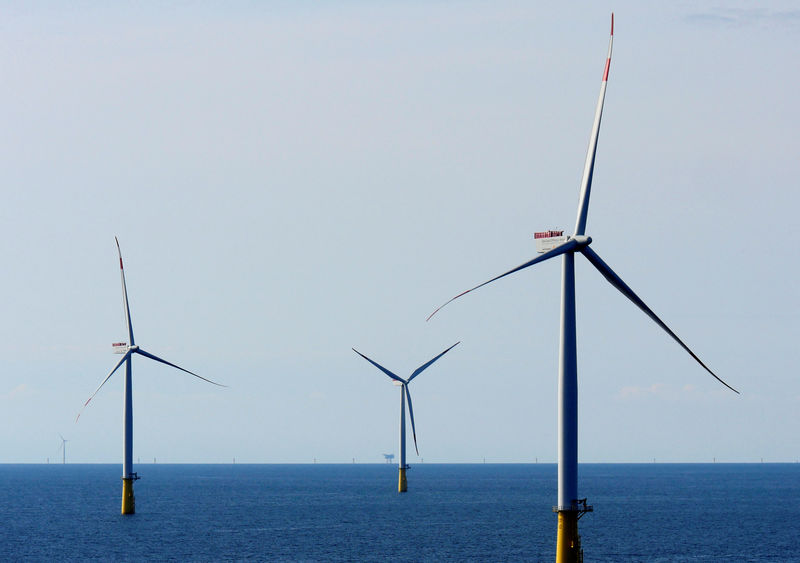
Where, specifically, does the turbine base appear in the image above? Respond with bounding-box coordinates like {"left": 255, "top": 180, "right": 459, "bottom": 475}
{"left": 121, "top": 477, "right": 136, "bottom": 515}
{"left": 554, "top": 500, "right": 591, "bottom": 563}
{"left": 555, "top": 511, "right": 581, "bottom": 563}
{"left": 398, "top": 467, "right": 407, "bottom": 493}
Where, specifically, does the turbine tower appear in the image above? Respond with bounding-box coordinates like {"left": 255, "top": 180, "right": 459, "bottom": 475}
{"left": 353, "top": 342, "right": 459, "bottom": 492}
{"left": 58, "top": 434, "right": 68, "bottom": 465}
{"left": 428, "top": 15, "right": 738, "bottom": 563}
{"left": 77, "top": 237, "right": 225, "bottom": 515}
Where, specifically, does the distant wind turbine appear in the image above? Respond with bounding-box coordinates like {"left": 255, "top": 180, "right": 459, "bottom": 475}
{"left": 77, "top": 237, "right": 225, "bottom": 515}
{"left": 353, "top": 342, "right": 459, "bottom": 492}
{"left": 427, "top": 14, "right": 738, "bottom": 563}
{"left": 58, "top": 434, "right": 68, "bottom": 465}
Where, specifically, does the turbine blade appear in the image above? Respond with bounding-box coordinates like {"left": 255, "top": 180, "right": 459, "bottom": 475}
{"left": 76, "top": 351, "right": 131, "bottom": 422}
{"left": 404, "top": 385, "right": 419, "bottom": 456}
{"left": 427, "top": 238, "right": 581, "bottom": 321}
{"left": 408, "top": 341, "right": 460, "bottom": 383}
{"left": 573, "top": 13, "right": 614, "bottom": 236}
{"left": 352, "top": 348, "right": 406, "bottom": 383}
{"left": 115, "top": 237, "right": 136, "bottom": 346}
{"left": 580, "top": 246, "right": 739, "bottom": 394}
{"left": 133, "top": 348, "right": 227, "bottom": 387}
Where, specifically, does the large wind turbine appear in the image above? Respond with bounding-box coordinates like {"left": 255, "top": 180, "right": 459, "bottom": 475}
{"left": 428, "top": 15, "right": 738, "bottom": 563}
{"left": 77, "top": 237, "right": 225, "bottom": 515}
{"left": 353, "top": 342, "right": 459, "bottom": 492}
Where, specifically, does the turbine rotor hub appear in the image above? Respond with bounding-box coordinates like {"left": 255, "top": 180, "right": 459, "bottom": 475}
{"left": 570, "top": 235, "right": 592, "bottom": 248}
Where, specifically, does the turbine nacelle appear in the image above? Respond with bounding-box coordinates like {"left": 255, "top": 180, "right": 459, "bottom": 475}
{"left": 536, "top": 232, "right": 591, "bottom": 254}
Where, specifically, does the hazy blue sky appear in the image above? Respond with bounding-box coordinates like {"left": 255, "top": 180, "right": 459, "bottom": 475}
{"left": 1, "top": 2, "right": 798, "bottom": 464}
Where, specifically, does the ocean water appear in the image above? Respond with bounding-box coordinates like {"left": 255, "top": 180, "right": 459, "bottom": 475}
{"left": 0, "top": 463, "right": 797, "bottom": 561}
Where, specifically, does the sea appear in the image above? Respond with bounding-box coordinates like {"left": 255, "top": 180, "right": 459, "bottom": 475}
{"left": 0, "top": 463, "right": 797, "bottom": 561}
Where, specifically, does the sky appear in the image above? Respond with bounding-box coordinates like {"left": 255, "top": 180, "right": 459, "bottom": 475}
{"left": 1, "top": 1, "right": 798, "bottom": 465}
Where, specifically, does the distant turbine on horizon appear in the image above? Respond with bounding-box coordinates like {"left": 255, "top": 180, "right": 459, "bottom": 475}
{"left": 353, "top": 342, "right": 459, "bottom": 492}
{"left": 58, "top": 434, "right": 68, "bottom": 465}
{"left": 77, "top": 237, "right": 226, "bottom": 515}
{"left": 427, "top": 14, "right": 738, "bottom": 563}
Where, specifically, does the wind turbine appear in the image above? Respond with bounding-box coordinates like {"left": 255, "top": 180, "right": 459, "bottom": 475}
{"left": 427, "top": 15, "right": 738, "bottom": 563}
{"left": 353, "top": 342, "right": 459, "bottom": 492}
{"left": 58, "top": 434, "right": 68, "bottom": 465}
{"left": 77, "top": 237, "right": 225, "bottom": 515}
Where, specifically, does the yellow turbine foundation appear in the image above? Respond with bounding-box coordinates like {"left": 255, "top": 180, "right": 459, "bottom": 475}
{"left": 398, "top": 467, "right": 407, "bottom": 493}
{"left": 121, "top": 478, "right": 136, "bottom": 515}
{"left": 555, "top": 511, "right": 582, "bottom": 563}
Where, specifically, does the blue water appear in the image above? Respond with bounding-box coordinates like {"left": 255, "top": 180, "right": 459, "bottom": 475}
{"left": 0, "top": 463, "right": 798, "bottom": 561}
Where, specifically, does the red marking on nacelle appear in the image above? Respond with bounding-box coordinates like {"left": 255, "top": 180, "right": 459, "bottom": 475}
{"left": 535, "top": 230, "right": 564, "bottom": 239}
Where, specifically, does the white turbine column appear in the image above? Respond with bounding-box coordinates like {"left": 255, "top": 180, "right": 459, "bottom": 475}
{"left": 398, "top": 384, "right": 408, "bottom": 492}
{"left": 122, "top": 356, "right": 135, "bottom": 514}
{"left": 123, "top": 358, "right": 133, "bottom": 479}
{"left": 558, "top": 252, "right": 578, "bottom": 509}
{"left": 556, "top": 252, "right": 581, "bottom": 563}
